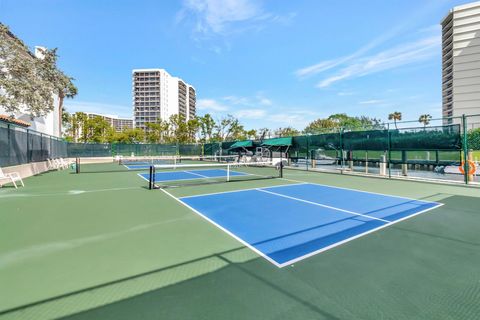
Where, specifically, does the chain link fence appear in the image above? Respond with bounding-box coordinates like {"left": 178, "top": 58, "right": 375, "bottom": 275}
{"left": 0, "top": 121, "right": 67, "bottom": 167}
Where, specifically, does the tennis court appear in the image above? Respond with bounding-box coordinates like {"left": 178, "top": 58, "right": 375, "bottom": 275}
{"left": 1, "top": 160, "right": 480, "bottom": 320}
{"left": 177, "top": 183, "right": 442, "bottom": 267}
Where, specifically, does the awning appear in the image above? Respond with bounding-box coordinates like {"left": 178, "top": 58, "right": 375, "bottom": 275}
{"left": 261, "top": 137, "right": 292, "bottom": 147}
{"left": 228, "top": 140, "right": 253, "bottom": 150}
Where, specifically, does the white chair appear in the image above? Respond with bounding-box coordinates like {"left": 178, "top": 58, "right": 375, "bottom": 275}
{"left": 0, "top": 167, "right": 24, "bottom": 189}
{"left": 59, "top": 158, "right": 71, "bottom": 169}
{"left": 47, "top": 158, "right": 58, "bottom": 170}
{"left": 53, "top": 158, "right": 66, "bottom": 170}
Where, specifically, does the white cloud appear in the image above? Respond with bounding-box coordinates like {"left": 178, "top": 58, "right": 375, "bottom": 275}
{"left": 295, "top": 58, "right": 348, "bottom": 78}
{"left": 295, "top": 1, "right": 446, "bottom": 79}
{"left": 222, "top": 95, "right": 249, "bottom": 105}
{"left": 177, "top": 0, "right": 295, "bottom": 42}
{"left": 359, "top": 99, "right": 385, "bottom": 105}
{"left": 337, "top": 91, "right": 355, "bottom": 96}
{"left": 234, "top": 108, "right": 266, "bottom": 119}
{"left": 317, "top": 36, "right": 440, "bottom": 88}
{"left": 197, "top": 98, "right": 229, "bottom": 111}
{"left": 259, "top": 98, "right": 272, "bottom": 106}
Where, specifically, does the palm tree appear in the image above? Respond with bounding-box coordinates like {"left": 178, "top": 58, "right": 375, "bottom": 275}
{"left": 388, "top": 111, "right": 402, "bottom": 129}
{"left": 418, "top": 114, "right": 432, "bottom": 128}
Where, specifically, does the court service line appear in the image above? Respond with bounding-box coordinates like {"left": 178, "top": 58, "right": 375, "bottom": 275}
{"left": 179, "top": 182, "right": 308, "bottom": 199}
{"left": 283, "top": 172, "right": 441, "bottom": 204}
{"left": 183, "top": 170, "right": 209, "bottom": 178}
{"left": 276, "top": 202, "right": 445, "bottom": 267}
{"left": 256, "top": 189, "right": 391, "bottom": 223}
{"left": 160, "top": 188, "right": 283, "bottom": 268}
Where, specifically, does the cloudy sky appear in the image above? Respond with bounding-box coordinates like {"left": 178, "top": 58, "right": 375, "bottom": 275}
{"left": 0, "top": 0, "right": 470, "bottom": 130}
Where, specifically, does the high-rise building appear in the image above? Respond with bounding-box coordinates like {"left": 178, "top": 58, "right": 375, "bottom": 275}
{"left": 132, "top": 69, "right": 196, "bottom": 131}
{"left": 72, "top": 112, "right": 133, "bottom": 141}
{"left": 85, "top": 113, "right": 133, "bottom": 132}
{"left": 441, "top": 1, "right": 480, "bottom": 128}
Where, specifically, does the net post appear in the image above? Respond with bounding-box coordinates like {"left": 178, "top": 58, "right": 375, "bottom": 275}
{"left": 462, "top": 114, "right": 469, "bottom": 184}
{"left": 279, "top": 161, "right": 283, "bottom": 178}
{"left": 227, "top": 164, "right": 230, "bottom": 182}
{"left": 76, "top": 157, "right": 80, "bottom": 174}
{"left": 149, "top": 165, "right": 155, "bottom": 190}
{"left": 387, "top": 124, "right": 392, "bottom": 179}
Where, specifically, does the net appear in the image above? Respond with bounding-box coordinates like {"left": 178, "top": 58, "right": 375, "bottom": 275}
{"left": 147, "top": 161, "right": 283, "bottom": 189}
{"left": 76, "top": 155, "right": 241, "bottom": 173}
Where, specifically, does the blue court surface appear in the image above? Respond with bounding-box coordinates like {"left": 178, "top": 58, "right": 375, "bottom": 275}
{"left": 124, "top": 161, "right": 172, "bottom": 170}
{"left": 139, "top": 168, "right": 248, "bottom": 182}
{"left": 178, "top": 183, "right": 442, "bottom": 267}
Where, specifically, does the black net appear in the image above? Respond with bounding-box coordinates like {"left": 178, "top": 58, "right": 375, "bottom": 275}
{"left": 149, "top": 161, "right": 282, "bottom": 189}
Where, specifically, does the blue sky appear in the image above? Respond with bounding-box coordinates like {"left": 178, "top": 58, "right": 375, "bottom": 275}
{"left": 0, "top": 0, "right": 472, "bottom": 130}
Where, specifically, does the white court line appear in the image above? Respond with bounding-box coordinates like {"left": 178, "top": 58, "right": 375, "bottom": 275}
{"left": 277, "top": 202, "right": 444, "bottom": 267}
{"left": 169, "top": 183, "right": 444, "bottom": 268}
{"left": 280, "top": 172, "right": 441, "bottom": 205}
{"left": 184, "top": 170, "right": 209, "bottom": 178}
{"left": 256, "top": 189, "right": 390, "bottom": 223}
{"left": 160, "top": 188, "right": 283, "bottom": 268}
{"left": 137, "top": 173, "right": 150, "bottom": 182}
{"left": 179, "top": 182, "right": 308, "bottom": 199}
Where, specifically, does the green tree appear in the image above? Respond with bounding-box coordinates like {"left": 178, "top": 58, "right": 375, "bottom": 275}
{"left": 186, "top": 117, "right": 200, "bottom": 143}
{"left": 214, "top": 115, "right": 247, "bottom": 141}
{"left": 84, "top": 116, "right": 112, "bottom": 143}
{"left": 145, "top": 120, "right": 169, "bottom": 143}
{"left": 275, "top": 127, "right": 300, "bottom": 137}
{"left": 198, "top": 114, "right": 216, "bottom": 142}
{"left": 304, "top": 114, "right": 383, "bottom": 134}
{"left": 0, "top": 24, "right": 54, "bottom": 117}
{"left": 388, "top": 111, "right": 402, "bottom": 129}
{"left": 36, "top": 47, "right": 78, "bottom": 134}
{"left": 303, "top": 119, "right": 337, "bottom": 134}
{"left": 169, "top": 114, "right": 189, "bottom": 143}
{"left": 418, "top": 114, "right": 432, "bottom": 128}
{"left": 115, "top": 128, "right": 145, "bottom": 143}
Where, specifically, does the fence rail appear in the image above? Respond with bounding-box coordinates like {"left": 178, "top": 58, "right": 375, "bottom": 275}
{"left": 0, "top": 121, "right": 67, "bottom": 167}
{"left": 1, "top": 114, "right": 479, "bottom": 185}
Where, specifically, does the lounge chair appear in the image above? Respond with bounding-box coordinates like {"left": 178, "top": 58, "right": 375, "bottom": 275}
{"left": 0, "top": 167, "right": 24, "bottom": 189}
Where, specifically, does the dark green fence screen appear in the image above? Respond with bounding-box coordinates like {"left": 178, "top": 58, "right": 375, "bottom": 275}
{"left": 0, "top": 121, "right": 67, "bottom": 167}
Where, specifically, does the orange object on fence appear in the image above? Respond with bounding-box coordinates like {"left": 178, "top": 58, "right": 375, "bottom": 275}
{"left": 459, "top": 160, "right": 476, "bottom": 175}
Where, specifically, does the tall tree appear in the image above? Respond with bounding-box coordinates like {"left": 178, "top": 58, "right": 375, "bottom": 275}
{"left": 418, "top": 114, "right": 432, "bottom": 128}
{"left": 275, "top": 127, "right": 300, "bottom": 137}
{"left": 0, "top": 24, "right": 54, "bottom": 117}
{"left": 388, "top": 111, "right": 402, "bottom": 129}
{"left": 303, "top": 119, "right": 337, "bottom": 134}
{"left": 198, "top": 114, "right": 216, "bottom": 142}
{"left": 169, "top": 114, "right": 189, "bottom": 143}
{"left": 36, "top": 47, "right": 78, "bottom": 135}
{"left": 145, "top": 120, "right": 169, "bottom": 143}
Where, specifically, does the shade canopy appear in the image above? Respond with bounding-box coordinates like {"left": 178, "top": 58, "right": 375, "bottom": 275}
{"left": 261, "top": 137, "right": 292, "bottom": 147}
{"left": 228, "top": 140, "right": 254, "bottom": 150}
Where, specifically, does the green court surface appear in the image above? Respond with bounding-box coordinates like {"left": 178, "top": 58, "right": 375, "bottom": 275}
{"left": 1, "top": 164, "right": 480, "bottom": 320}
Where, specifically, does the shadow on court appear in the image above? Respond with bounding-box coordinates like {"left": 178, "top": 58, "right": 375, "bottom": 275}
{"left": 2, "top": 194, "right": 479, "bottom": 320}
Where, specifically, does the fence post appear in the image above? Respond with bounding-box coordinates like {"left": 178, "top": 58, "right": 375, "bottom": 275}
{"left": 387, "top": 124, "right": 392, "bottom": 179}
{"left": 7, "top": 124, "right": 11, "bottom": 166}
{"left": 339, "top": 128, "right": 344, "bottom": 173}
{"left": 306, "top": 135, "right": 309, "bottom": 171}
{"left": 462, "top": 114, "right": 469, "bottom": 184}
{"left": 27, "top": 129, "right": 30, "bottom": 163}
